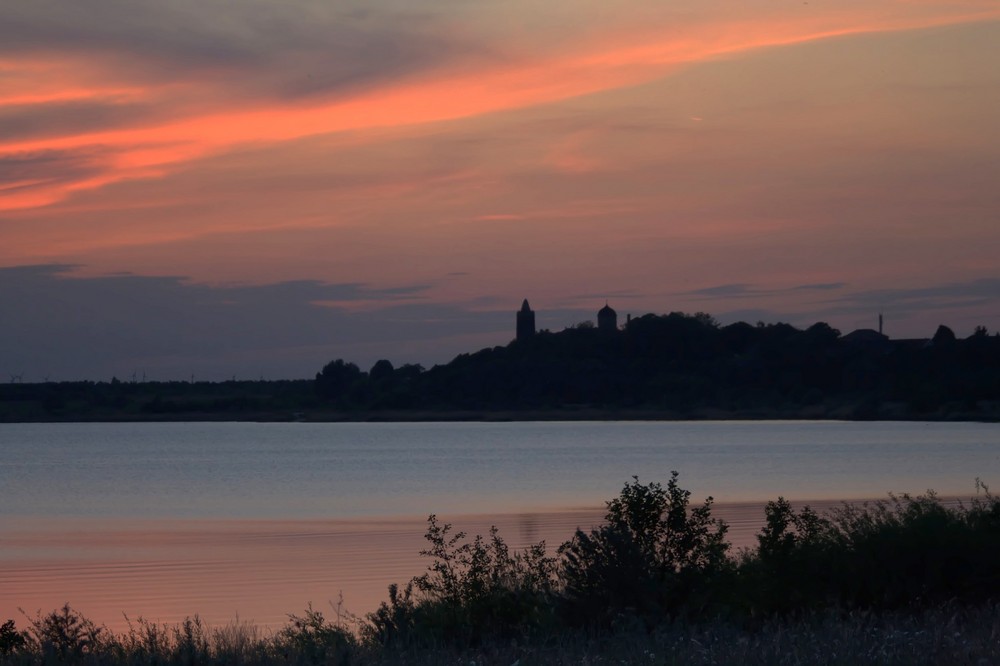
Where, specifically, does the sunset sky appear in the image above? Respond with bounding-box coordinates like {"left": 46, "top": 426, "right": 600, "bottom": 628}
{"left": 3, "top": 0, "right": 999, "bottom": 381}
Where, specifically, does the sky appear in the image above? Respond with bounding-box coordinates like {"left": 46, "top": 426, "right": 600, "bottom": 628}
{"left": 2, "top": 0, "right": 999, "bottom": 381}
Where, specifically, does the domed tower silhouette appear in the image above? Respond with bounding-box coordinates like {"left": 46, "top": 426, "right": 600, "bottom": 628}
{"left": 516, "top": 299, "right": 536, "bottom": 341}
{"left": 597, "top": 302, "right": 617, "bottom": 333}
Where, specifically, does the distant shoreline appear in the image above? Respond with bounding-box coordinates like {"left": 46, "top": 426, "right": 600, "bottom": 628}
{"left": 4, "top": 407, "right": 998, "bottom": 423}
{"left": 5, "top": 312, "right": 999, "bottom": 423}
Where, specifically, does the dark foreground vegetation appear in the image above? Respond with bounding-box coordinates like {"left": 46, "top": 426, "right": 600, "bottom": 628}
{"left": 4, "top": 311, "right": 1000, "bottom": 422}
{"left": 5, "top": 475, "right": 1000, "bottom": 664}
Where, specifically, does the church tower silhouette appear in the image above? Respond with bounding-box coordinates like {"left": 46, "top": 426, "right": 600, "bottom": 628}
{"left": 516, "top": 299, "right": 536, "bottom": 341}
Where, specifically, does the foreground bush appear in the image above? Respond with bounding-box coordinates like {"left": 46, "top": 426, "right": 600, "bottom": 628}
{"left": 742, "top": 482, "right": 1000, "bottom": 616}
{"left": 364, "top": 516, "right": 557, "bottom": 650}
{"left": 558, "top": 473, "right": 731, "bottom": 627}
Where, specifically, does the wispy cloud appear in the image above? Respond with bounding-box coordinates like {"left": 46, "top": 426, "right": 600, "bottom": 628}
{"left": 830, "top": 279, "right": 1000, "bottom": 313}
{"left": 2, "top": 2, "right": 998, "bottom": 374}
{"left": 3, "top": 1, "right": 997, "bottom": 210}
{"left": 561, "top": 289, "right": 643, "bottom": 304}
{"left": 792, "top": 282, "right": 847, "bottom": 292}
{"left": 684, "top": 282, "right": 848, "bottom": 299}
{"left": 694, "top": 279, "right": 1000, "bottom": 336}
{"left": 684, "top": 284, "right": 761, "bottom": 299}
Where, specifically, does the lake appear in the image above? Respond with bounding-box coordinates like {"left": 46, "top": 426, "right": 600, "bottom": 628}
{"left": 1, "top": 420, "right": 998, "bottom": 629}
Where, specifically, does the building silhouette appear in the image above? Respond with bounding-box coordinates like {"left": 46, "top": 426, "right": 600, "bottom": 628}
{"left": 598, "top": 302, "right": 618, "bottom": 333}
{"left": 516, "top": 299, "right": 536, "bottom": 341}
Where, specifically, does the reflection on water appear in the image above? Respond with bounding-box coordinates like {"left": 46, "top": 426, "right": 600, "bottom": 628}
{"left": 1, "top": 500, "right": 887, "bottom": 631}
{"left": 0, "top": 511, "right": 602, "bottom": 630}
{"left": 1, "top": 420, "right": 997, "bottom": 629}
{"left": 1, "top": 420, "right": 998, "bottom": 521}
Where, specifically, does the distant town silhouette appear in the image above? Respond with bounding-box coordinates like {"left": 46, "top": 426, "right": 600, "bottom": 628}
{"left": 2, "top": 303, "right": 998, "bottom": 422}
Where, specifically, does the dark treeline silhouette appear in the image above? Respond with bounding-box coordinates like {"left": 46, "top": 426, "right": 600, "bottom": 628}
{"left": 3, "top": 312, "right": 999, "bottom": 421}
{"left": 313, "top": 312, "right": 1000, "bottom": 420}
{"left": 0, "top": 378, "right": 319, "bottom": 421}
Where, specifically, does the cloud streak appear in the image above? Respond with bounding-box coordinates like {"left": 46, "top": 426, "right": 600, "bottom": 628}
{"left": 3, "top": 2, "right": 997, "bottom": 210}
{"left": 2, "top": 3, "right": 999, "bottom": 377}
{"left": 683, "top": 283, "right": 849, "bottom": 299}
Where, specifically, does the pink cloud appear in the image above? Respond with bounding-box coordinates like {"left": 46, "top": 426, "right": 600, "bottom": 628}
{"left": 3, "top": 3, "right": 997, "bottom": 214}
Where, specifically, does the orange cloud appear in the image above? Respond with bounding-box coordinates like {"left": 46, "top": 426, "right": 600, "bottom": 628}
{"left": 1, "top": 5, "right": 998, "bottom": 214}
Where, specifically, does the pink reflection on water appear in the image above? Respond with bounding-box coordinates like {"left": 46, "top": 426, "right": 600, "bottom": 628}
{"left": 1, "top": 510, "right": 599, "bottom": 630}
{"left": 0, "top": 500, "right": 879, "bottom": 632}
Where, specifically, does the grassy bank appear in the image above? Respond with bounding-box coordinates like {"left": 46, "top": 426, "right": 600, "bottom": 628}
{"left": 4, "top": 476, "right": 1000, "bottom": 664}
{"left": 3, "top": 604, "right": 1000, "bottom": 665}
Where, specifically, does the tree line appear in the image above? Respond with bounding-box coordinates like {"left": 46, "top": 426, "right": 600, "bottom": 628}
{"left": 3, "top": 311, "right": 998, "bottom": 420}
{"left": 315, "top": 312, "right": 1000, "bottom": 419}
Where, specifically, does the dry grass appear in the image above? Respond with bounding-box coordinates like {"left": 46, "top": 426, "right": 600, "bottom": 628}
{"left": 2, "top": 603, "right": 1000, "bottom": 665}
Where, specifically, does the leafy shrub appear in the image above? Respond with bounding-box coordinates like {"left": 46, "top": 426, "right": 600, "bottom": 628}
{"left": 558, "top": 473, "right": 731, "bottom": 627}
{"left": 823, "top": 488, "right": 1000, "bottom": 609}
{"left": 364, "top": 515, "right": 556, "bottom": 649}
{"left": 735, "top": 497, "right": 835, "bottom": 616}
{"left": 275, "top": 604, "right": 357, "bottom": 665}
{"left": 362, "top": 582, "right": 419, "bottom": 650}
{"left": 739, "top": 483, "right": 1000, "bottom": 615}
{"left": 24, "top": 604, "right": 107, "bottom": 662}
{"left": 0, "top": 620, "right": 25, "bottom": 656}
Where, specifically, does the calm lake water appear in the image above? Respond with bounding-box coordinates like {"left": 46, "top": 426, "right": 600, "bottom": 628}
{"left": 1, "top": 420, "right": 998, "bottom": 628}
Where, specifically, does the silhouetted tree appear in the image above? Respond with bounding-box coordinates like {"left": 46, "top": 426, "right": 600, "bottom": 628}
{"left": 315, "top": 359, "right": 363, "bottom": 401}
{"left": 370, "top": 359, "right": 395, "bottom": 383}
{"left": 805, "top": 322, "right": 840, "bottom": 344}
{"left": 932, "top": 325, "right": 956, "bottom": 346}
